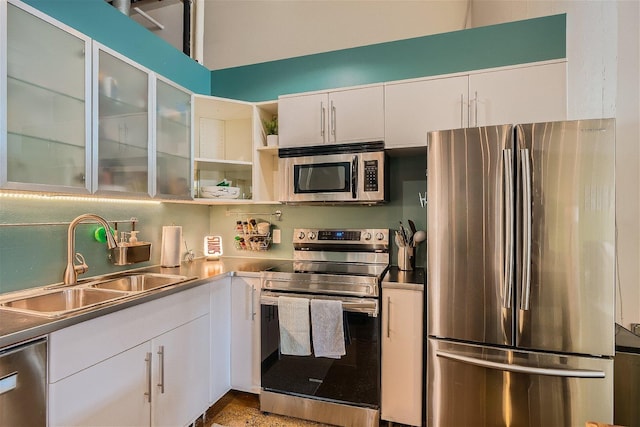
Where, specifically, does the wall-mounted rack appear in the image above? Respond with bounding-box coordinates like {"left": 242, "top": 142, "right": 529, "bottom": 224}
{"left": 225, "top": 209, "right": 282, "bottom": 221}
{"left": 0, "top": 217, "right": 139, "bottom": 228}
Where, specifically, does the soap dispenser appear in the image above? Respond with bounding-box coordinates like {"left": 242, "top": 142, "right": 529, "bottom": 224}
{"left": 129, "top": 231, "right": 139, "bottom": 244}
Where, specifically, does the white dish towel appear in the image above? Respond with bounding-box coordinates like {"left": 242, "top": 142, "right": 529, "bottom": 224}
{"left": 311, "top": 299, "right": 345, "bottom": 359}
{"left": 277, "top": 296, "right": 311, "bottom": 356}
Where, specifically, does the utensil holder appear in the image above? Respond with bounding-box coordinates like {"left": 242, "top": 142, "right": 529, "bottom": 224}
{"left": 398, "top": 246, "right": 414, "bottom": 271}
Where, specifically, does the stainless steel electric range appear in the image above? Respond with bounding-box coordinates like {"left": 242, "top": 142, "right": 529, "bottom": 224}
{"left": 260, "top": 228, "right": 390, "bottom": 427}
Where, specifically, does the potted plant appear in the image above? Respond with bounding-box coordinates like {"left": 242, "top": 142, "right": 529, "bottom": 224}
{"left": 264, "top": 115, "right": 278, "bottom": 146}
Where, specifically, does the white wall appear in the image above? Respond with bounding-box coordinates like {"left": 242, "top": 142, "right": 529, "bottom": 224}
{"left": 202, "top": 0, "right": 471, "bottom": 70}
{"left": 472, "top": 0, "right": 640, "bottom": 329}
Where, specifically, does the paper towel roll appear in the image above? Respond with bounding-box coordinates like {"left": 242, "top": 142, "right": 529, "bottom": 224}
{"left": 161, "top": 226, "right": 182, "bottom": 267}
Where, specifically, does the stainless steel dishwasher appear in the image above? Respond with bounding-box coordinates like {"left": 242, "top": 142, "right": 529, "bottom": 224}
{"left": 0, "top": 338, "right": 47, "bottom": 427}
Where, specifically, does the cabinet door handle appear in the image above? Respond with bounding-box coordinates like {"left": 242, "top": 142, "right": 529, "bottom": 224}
{"left": 144, "top": 352, "right": 152, "bottom": 403}
{"left": 157, "top": 345, "right": 165, "bottom": 394}
{"left": 386, "top": 296, "right": 391, "bottom": 338}
{"left": 320, "top": 102, "right": 326, "bottom": 139}
{"left": 460, "top": 93, "right": 464, "bottom": 128}
{"left": 330, "top": 101, "right": 336, "bottom": 138}
{"left": 474, "top": 91, "right": 478, "bottom": 126}
{"left": 251, "top": 286, "right": 256, "bottom": 321}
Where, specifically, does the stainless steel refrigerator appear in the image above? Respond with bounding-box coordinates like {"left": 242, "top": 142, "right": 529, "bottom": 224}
{"left": 426, "top": 119, "right": 616, "bottom": 426}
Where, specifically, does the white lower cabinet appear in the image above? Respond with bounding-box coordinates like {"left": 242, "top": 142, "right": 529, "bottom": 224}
{"left": 151, "top": 315, "right": 210, "bottom": 426}
{"left": 210, "top": 276, "right": 232, "bottom": 404}
{"left": 381, "top": 286, "right": 423, "bottom": 426}
{"left": 49, "top": 341, "right": 152, "bottom": 426}
{"left": 48, "top": 285, "right": 210, "bottom": 427}
{"left": 230, "top": 275, "right": 261, "bottom": 393}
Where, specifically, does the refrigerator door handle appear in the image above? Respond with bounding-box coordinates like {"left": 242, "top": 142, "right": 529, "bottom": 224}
{"left": 503, "top": 149, "right": 514, "bottom": 309}
{"left": 436, "top": 350, "right": 605, "bottom": 378}
{"left": 520, "top": 148, "right": 532, "bottom": 311}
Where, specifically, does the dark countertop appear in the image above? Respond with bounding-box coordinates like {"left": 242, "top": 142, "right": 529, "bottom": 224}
{"left": 0, "top": 257, "right": 290, "bottom": 349}
{"left": 382, "top": 266, "right": 425, "bottom": 291}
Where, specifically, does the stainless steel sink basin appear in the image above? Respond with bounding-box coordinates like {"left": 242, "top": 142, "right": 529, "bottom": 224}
{"left": 0, "top": 288, "right": 129, "bottom": 317}
{"left": 87, "top": 273, "right": 191, "bottom": 292}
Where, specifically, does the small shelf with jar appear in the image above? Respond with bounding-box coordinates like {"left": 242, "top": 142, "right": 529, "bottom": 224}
{"left": 233, "top": 219, "right": 272, "bottom": 251}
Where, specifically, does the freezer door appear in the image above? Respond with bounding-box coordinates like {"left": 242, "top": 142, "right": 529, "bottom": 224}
{"left": 427, "top": 125, "right": 514, "bottom": 346}
{"left": 515, "top": 119, "right": 615, "bottom": 356}
{"left": 427, "top": 339, "right": 613, "bottom": 427}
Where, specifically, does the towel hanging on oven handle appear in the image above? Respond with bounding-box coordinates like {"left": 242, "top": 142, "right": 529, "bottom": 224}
{"left": 260, "top": 291, "right": 378, "bottom": 317}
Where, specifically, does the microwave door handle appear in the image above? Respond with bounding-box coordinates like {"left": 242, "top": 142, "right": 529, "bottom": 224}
{"left": 352, "top": 155, "right": 358, "bottom": 199}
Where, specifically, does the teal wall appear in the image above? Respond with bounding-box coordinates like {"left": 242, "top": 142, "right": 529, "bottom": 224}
{"left": 211, "top": 14, "right": 566, "bottom": 102}
{"left": 22, "top": 0, "right": 211, "bottom": 95}
{"left": 208, "top": 154, "right": 427, "bottom": 267}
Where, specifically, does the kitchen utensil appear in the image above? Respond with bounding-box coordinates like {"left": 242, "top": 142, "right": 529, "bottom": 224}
{"left": 399, "top": 221, "right": 409, "bottom": 245}
{"left": 408, "top": 219, "right": 417, "bottom": 235}
{"left": 394, "top": 231, "right": 405, "bottom": 248}
{"left": 412, "top": 230, "right": 426, "bottom": 247}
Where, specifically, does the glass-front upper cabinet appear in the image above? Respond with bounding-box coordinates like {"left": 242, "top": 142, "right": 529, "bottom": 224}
{"left": 93, "top": 42, "right": 151, "bottom": 196}
{"left": 155, "top": 76, "right": 193, "bottom": 199}
{"left": 2, "top": 0, "right": 91, "bottom": 192}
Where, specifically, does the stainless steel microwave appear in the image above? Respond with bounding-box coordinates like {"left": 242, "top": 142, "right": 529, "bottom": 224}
{"left": 278, "top": 141, "right": 388, "bottom": 204}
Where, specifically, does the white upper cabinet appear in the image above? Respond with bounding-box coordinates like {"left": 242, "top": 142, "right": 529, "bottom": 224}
{"left": 155, "top": 76, "right": 193, "bottom": 199}
{"left": 93, "top": 42, "right": 152, "bottom": 196}
{"left": 192, "top": 96, "right": 279, "bottom": 203}
{"left": 469, "top": 61, "right": 567, "bottom": 127}
{"left": 279, "top": 84, "right": 384, "bottom": 147}
{"left": 278, "top": 92, "right": 327, "bottom": 147}
{"left": 385, "top": 75, "right": 469, "bottom": 148}
{"left": 2, "top": 0, "right": 92, "bottom": 192}
{"left": 384, "top": 61, "right": 567, "bottom": 149}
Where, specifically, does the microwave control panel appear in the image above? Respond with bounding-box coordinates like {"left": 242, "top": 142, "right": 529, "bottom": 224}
{"left": 363, "top": 160, "right": 379, "bottom": 192}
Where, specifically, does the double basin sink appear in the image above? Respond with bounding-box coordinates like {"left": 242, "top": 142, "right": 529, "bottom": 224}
{"left": 0, "top": 273, "right": 193, "bottom": 318}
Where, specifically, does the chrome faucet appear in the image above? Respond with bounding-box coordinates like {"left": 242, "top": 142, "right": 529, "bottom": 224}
{"left": 63, "top": 214, "right": 119, "bottom": 285}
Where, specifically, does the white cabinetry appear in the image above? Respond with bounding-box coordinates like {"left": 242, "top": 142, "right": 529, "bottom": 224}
{"left": 469, "top": 61, "right": 567, "bottom": 127}
{"left": 2, "top": 0, "right": 92, "bottom": 193}
{"left": 210, "top": 276, "right": 232, "bottom": 404}
{"left": 93, "top": 42, "right": 152, "bottom": 196}
{"left": 151, "top": 316, "right": 210, "bottom": 426}
{"left": 385, "top": 75, "right": 469, "bottom": 148}
{"left": 155, "top": 75, "right": 193, "bottom": 199}
{"left": 230, "top": 275, "right": 261, "bottom": 393}
{"left": 384, "top": 61, "right": 567, "bottom": 149}
{"left": 193, "top": 96, "right": 278, "bottom": 203}
{"left": 279, "top": 85, "right": 384, "bottom": 147}
{"left": 381, "top": 286, "right": 423, "bottom": 426}
{"left": 48, "top": 285, "right": 210, "bottom": 427}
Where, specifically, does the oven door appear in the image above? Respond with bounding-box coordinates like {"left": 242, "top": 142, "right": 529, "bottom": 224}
{"left": 260, "top": 291, "right": 380, "bottom": 409}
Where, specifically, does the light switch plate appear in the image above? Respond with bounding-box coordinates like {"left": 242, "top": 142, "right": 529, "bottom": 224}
{"left": 272, "top": 229, "right": 281, "bottom": 244}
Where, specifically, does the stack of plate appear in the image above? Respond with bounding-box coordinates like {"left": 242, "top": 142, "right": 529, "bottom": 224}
{"left": 200, "top": 185, "right": 240, "bottom": 199}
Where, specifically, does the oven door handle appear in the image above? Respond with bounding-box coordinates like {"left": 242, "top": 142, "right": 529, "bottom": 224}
{"left": 260, "top": 292, "right": 378, "bottom": 317}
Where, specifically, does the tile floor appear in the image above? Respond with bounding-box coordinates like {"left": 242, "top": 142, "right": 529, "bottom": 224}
{"left": 204, "top": 391, "right": 332, "bottom": 427}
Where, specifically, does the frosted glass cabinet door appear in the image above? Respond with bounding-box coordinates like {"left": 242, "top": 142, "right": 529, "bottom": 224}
{"left": 4, "top": 1, "right": 91, "bottom": 191}
{"left": 95, "top": 45, "right": 151, "bottom": 195}
{"left": 156, "top": 78, "right": 192, "bottom": 199}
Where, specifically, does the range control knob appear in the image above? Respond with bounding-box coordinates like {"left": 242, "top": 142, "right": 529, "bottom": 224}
{"left": 308, "top": 232, "right": 317, "bottom": 240}
{"left": 297, "top": 231, "right": 305, "bottom": 240}
{"left": 376, "top": 232, "right": 385, "bottom": 241}
{"left": 363, "top": 232, "right": 372, "bottom": 241}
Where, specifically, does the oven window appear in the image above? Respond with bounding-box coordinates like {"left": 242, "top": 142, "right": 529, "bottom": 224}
{"left": 294, "top": 162, "right": 350, "bottom": 193}
{"left": 261, "top": 305, "right": 380, "bottom": 408}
